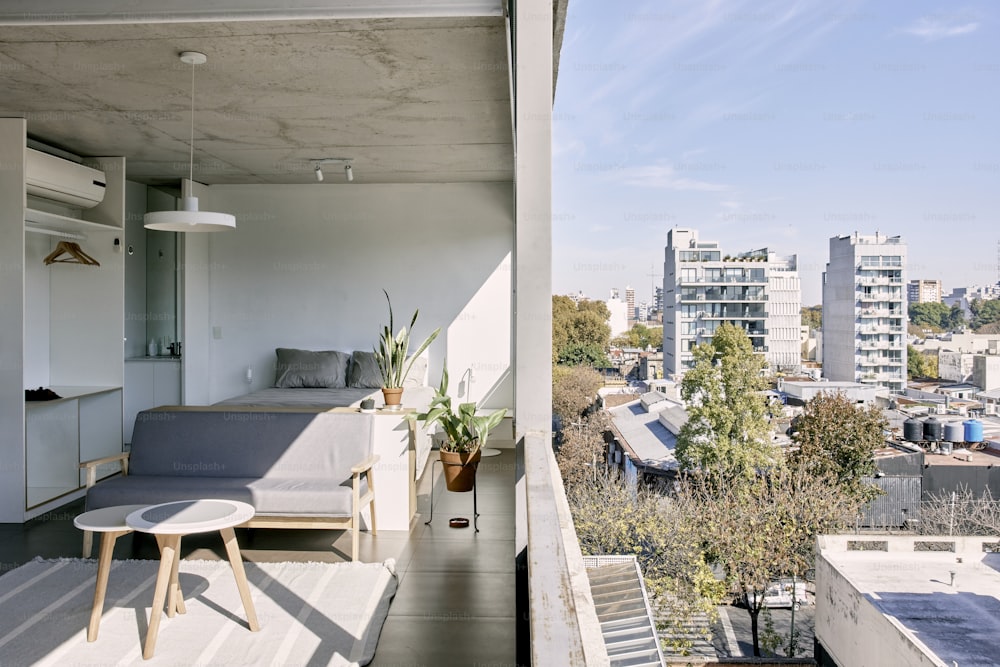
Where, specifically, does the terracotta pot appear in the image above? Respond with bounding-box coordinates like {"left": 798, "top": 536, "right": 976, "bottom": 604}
{"left": 439, "top": 449, "right": 481, "bottom": 492}
{"left": 381, "top": 387, "right": 403, "bottom": 407}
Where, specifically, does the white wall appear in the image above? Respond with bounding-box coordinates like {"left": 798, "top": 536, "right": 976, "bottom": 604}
{"left": 191, "top": 182, "right": 514, "bottom": 407}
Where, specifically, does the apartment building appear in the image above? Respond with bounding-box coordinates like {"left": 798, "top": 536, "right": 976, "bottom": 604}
{"left": 662, "top": 228, "right": 801, "bottom": 378}
{"left": 907, "top": 278, "right": 941, "bottom": 304}
{"left": 822, "top": 232, "right": 908, "bottom": 392}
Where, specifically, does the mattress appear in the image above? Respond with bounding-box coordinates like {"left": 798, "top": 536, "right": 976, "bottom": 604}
{"left": 214, "top": 387, "right": 379, "bottom": 408}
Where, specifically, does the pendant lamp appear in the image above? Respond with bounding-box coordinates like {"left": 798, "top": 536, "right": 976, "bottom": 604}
{"left": 144, "top": 51, "right": 236, "bottom": 232}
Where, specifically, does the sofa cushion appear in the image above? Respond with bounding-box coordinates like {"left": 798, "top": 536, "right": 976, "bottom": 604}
{"left": 86, "top": 475, "right": 365, "bottom": 517}
{"left": 87, "top": 476, "right": 256, "bottom": 511}
{"left": 129, "top": 409, "right": 372, "bottom": 480}
{"left": 274, "top": 348, "right": 349, "bottom": 388}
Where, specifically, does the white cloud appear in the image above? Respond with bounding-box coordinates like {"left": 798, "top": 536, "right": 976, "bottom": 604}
{"left": 616, "top": 163, "right": 727, "bottom": 191}
{"left": 900, "top": 16, "right": 980, "bottom": 41}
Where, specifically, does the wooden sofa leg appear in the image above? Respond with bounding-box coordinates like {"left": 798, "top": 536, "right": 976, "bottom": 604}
{"left": 82, "top": 529, "right": 93, "bottom": 558}
{"left": 351, "top": 520, "right": 359, "bottom": 562}
{"left": 368, "top": 470, "right": 377, "bottom": 536}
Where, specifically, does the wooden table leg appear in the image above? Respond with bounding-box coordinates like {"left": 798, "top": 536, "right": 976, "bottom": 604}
{"left": 87, "top": 530, "right": 126, "bottom": 642}
{"left": 143, "top": 534, "right": 180, "bottom": 660}
{"left": 154, "top": 534, "right": 186, "bottom": 615}
{"left": 220, "top": 527, "right": 259, "bottom": 632}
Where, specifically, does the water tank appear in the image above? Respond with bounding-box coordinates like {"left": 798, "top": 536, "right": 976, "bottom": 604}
{"left": 964, "top": 419, "right": 984, "bottom": 444}
{"left": 944, "top": 422, "right": 964, "bottom": 443}
{"left": 924, "top": 416, "right": 942, "bottom": 442}
{"left": 903, "top": 417, "right": 924, "bottom": 442}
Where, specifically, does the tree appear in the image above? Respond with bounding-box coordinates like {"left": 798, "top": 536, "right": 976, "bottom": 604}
{"left": 947, "top": 302, "right": 966, "bottom": 330}
{"left": 551, "top": 364, "right": 604, "bottom": 431}
{"left": 567, "top": 470, "right": 725, "bottom": 655}
{"left": 676, "top": 323, "right": 778, "bottom": 475}
{"left": 552, "top": 296, "right": 611, "bottom": 365}
{"left": 675, "top": 465, "right": 859, "bottom": 657}
{"left": 970, "top": 298, "right": 1000, "bottom": 331}
{"left": 908, "top": 302, "right": 950, "bottom": 331}
{"left": 789, "top": 391, "right": 887, "bottom": 503}
{"left": 919, "top": 487, "right": 1000, "bottom": 536}
{"left": 800, "top": 305, "right": 822, "bottom": 330}
{"left": 611, "top": 323, "right": 663, "bottom": 350}
{"left": 555, "top": 412, "right": 609, "bottom": 488}
{"left": 907, "top": 344, "right": 938, "bottom": 378}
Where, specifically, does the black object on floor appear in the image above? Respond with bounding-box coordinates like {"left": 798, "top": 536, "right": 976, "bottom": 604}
{"left": 449, "top": 518, "right": 470, "bottom": 528}
{"left": 25, "top": 387, "right": 62, "bottom": 401}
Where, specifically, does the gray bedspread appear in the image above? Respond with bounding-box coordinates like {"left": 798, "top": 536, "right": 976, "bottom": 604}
{"left": 215, "top": 387, "right": 379, "bottom": 408}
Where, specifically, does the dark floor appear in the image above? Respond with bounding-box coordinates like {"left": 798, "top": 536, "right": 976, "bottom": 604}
{"left": 0, "top": 449, "right": 518, "bottom": 667}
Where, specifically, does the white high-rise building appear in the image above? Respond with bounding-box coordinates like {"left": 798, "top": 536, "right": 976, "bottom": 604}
{"left": 822, "top": 233, "right": 907, "bottom": 392}
{"left": 606, "top": 289, "right": 629, "bottom": 337}
{"left": 662, "top": 228, "right": 801, "bottom": 378}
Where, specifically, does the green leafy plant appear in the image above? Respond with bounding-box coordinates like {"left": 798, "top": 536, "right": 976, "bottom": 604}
{"left": 410, "top": 365, "right": 507, "bottom": 454}
{"left": 374, "top": 290, "right": 440, "bottom": 389}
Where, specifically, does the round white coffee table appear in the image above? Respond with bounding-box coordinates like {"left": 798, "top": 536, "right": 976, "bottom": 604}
{"left": 126, "top": 499, "right": 259, "bottom": 660}
{"left": 74, "top": 504, "right": 156, "bottom": 642}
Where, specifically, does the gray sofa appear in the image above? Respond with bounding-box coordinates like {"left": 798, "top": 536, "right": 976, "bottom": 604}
{"left": 82, "top": 407, "right": 378, "bottom": 561}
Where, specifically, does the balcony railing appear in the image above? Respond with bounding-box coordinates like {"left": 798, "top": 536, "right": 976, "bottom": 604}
{"left": 524, "top": 433, "right": 609, "bottom": 665}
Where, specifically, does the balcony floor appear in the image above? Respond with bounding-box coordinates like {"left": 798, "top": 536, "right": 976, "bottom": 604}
{"left": 0, "top": 449, "right": 517, "bottom": 666}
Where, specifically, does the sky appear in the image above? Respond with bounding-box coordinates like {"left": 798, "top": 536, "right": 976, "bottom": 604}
{"left": 552, "top": 0, "right": 1000, "bottom": 306}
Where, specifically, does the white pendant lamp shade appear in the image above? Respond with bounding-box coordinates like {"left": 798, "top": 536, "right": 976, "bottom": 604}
{"left": 143, "top": 180, "right": 236, "bottom": 232}
{"left": 144, "top": 51, "right": 235, "bottom": 232}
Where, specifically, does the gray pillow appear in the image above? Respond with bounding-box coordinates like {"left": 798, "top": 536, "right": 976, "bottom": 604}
{"left": 348, "top": 351, "right": 383, "bottom": 388}
{"left": 274, "top": 348, "right": 349, "bottom": 388}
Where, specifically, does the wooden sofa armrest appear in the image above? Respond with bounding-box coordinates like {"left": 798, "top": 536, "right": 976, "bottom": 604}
{"left": 351, "top": 454, "right": 380, "bottom": 474}
{"left": 79, "top": 452, "right": 130, "bottom": 488}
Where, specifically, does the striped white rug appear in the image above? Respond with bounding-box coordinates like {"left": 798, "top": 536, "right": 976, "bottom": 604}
{"left": 0, "top": 557, "right": 397, "bottom": 666}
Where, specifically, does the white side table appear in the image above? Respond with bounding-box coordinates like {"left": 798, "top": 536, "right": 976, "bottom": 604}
{"left": 126, "top": 499, "right": 259, "bottom": 660}
{"left": 74, "top": 504, "right": 157, "bottom": 642}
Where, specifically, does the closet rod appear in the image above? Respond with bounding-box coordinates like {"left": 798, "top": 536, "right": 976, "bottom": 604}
{"left": 24, "top": 226, "right": 87, "bottom": 241}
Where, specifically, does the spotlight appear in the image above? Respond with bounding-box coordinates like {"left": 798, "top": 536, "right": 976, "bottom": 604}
{"left": 314, "top": 164, "right": 324, "bottom": 182}
{"left": 345, "top": 164, "right": 354, "bottom": 182}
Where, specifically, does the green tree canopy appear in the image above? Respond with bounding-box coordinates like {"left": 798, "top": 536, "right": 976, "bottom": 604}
{"left": 970, "top": 298, "right": 1000, "bottom": 331}
{"left": 676, "top": 323, "right": 778, "bottom": 475}
{"left": 676, "top": 465, "right": 859, "bottom": 656}
{"left": 908, "top": 302, "right": 950, "bottom": 331}
{"left": 789, "top": 391, "right": 887, "bottom": 503}
{"left": 907, "top": 344, "right": 938, "bottom": 378}
{"left": 800, "top": 305, "right": 822, "bottom": 330}
{"left": 567, "top": 471, "right": 725, "bottom": 655}
{"left": 611, "top": 323, "right": 664, "bottom": 350}
{"left": 552, "top": 296, "right": 611, "bottom": 365}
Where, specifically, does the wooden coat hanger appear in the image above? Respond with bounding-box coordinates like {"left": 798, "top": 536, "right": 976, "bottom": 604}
{"left": 43, "top": 241, "right": 100, "bottom": 266}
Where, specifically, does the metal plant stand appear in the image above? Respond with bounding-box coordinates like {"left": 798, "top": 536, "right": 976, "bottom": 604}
{"left": 424, "top": 458, "right": 479, "bottom": 532}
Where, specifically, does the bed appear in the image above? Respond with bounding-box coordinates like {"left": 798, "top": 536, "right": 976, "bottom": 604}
{"left": 207, "top": 349, "right": 437, "bottom": 530}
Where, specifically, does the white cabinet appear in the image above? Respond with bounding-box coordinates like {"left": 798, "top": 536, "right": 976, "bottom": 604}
{"left": 124, "top": 360, "right": 181, "bottom": 443}
{"left": 0, "top": 118, "right": 126, "bottom": 522}
{"left": 25, "top": 387, "right": 122, "bottom": 510}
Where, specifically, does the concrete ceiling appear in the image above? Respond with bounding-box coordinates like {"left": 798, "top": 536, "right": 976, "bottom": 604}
{"left": 0, "top": 16, "right": 512, "bottom": 185}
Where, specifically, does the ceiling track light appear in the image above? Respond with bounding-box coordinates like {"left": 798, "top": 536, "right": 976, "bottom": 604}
{"left": 144, "top": 51, "right": 236, "bottom": 232}
{"left": 310, "top": 158, "right": 354, "bottom": 183}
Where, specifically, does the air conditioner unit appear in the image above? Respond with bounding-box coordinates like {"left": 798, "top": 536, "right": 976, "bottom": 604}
{"left": 25, "top": 148, "right": 107, "bottom": 209}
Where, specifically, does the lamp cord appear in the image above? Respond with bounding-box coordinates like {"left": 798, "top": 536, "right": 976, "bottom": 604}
{"left": 188, "top": 59, "right": 195, "bottom": 183}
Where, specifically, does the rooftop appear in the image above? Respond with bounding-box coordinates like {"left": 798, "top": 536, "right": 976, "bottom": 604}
{"left": 819, "top": 535, "right": 1000, "bottom": 667}
{"left": 608, "top": 399, "right": 681, "bottom": 473}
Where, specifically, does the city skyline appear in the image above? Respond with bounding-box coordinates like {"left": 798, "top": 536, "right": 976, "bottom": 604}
{"left": 552, "top": 1, "right": 999, "bottom": 306}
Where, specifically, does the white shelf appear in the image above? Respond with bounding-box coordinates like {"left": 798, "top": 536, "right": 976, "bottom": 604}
{"left": 25, "top": 208, "right": 120, "bottom": 236}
